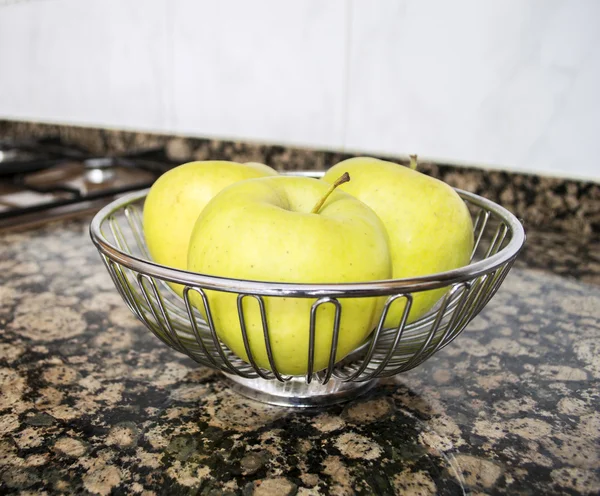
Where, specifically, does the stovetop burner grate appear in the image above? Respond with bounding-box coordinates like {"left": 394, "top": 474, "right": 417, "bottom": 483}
{"left": 0, "top": 137, "right": 174, "bottom": 231}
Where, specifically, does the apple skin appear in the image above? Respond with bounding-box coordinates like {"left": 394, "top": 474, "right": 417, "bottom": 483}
{"left": 143, "top": 161, "right": 277, "bottom": 295}
{"left": 323, "top": 157, "right": 474, "bottom": 326}
{"left": 187, "top": 176, "right": 392, "bottom": 376}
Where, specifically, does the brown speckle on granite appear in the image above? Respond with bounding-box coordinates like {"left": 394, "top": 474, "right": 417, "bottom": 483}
{"left": 106, "top": 422, "right": 140, "bottom": 449}
{"left": 248, "top": 477, "right": 298, "bottom": 496}
{"left": 392, "top": 468, "right": 438, "bottom": 495}
{"left": 334, "top": 432, "right": 383, "bottom": 460}
{"left": 82, "top": 464, "right": 122, "bottom": 496}
{"left": 551, "top": 467, "right": 600, "bottom": 495}
{"left": 53, "top": 437, "right": 88, "bottom": 457}
{"left": 240, "top": 451, "right": 268, "bottom": 476}
{"left": 342, "top": 396, "right": 395, "bottom": 424}
{"left": 310, "top": 413, "right": 346, "bottom": 433}
{"left": 453, "top": 454, "right": 503, "bottom": 489}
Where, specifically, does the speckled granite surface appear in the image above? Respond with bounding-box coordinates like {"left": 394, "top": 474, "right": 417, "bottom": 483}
{"left": 0, "top": 218, "right": 599, "bottom": 495}
{"left": 1, "top": 121, "right": 600, "bottom": 495}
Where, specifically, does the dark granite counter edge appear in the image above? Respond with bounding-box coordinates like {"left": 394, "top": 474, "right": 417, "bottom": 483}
{"left": 1, "top": 119, "right": 599, "bottom": 237}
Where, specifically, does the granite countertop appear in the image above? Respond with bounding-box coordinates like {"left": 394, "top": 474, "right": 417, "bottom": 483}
{"left": 0, "top": 121, "right": 599, "bottom": 495}
{"left": 0, "top": 215, "right": 599, "bottom": 495}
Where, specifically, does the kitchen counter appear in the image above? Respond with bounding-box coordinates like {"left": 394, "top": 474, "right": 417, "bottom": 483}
{"left": 1, "top": 215, "right": 599, "bottom": 495}
{"left": 0, "top": 119, "right": 599, "bottom": 495}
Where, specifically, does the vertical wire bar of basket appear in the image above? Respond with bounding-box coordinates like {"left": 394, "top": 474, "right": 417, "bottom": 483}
{"left": 471, "top": 209, "right": 490, "bottom": 261}
{"left": 108, "top": 214, "right": 134, "bottom": 258}
{"left": 321, "top": 298, "right": 342, "bottom": 385}
{"left": 124, "top": 205, "right": 151, "bottom": 259}
{"left": 451, "top": 275, "right": 490, "bottom": 334}
{"left": 182, "top": 286, "right": 221, "bottom": 369}
{"left": 480, "top": 262, "right": 507, "bottom": 301}
{"left": 452, "top": 270, "right": 499, "bottom": 336}
{"left": 236, "top": 294, "right": 273, "bottom": 380}
{"left": 344, "top": 293, "right": 413, "bottom": 381}
{"left": 484, "top": 222, "right": 509, "bottom": 259}
{"left": 109, "top": 259, "right": 176, "bottom": 349}
{"left": 256, "top": 295, "right": 288, "bottom": 382}
{"left": 136, "top": 273, "right": 183, "bottom": 352}
{"left": 476, "top": 225, "right": 515, "bottom": 310}
{"left": 306, "top": 300, "right": 318, "bottom": 383}
{"left": 454, "top": 221, "right": 511, "bottom": 330}
{"left": 126, "top": 203, "right": 188, "bottom": 317}
{"left": 307, "top": 297, "right": 341, "bottom": 384}
{"left": 106, "top": 214, "right": 156, "bottom": 324}
{"left": 332, "top": 299, "right": 391, "bottom": 381}
{"left": 435, "top": 282, "right": 476, "bottom": 350}
{"left": 481, "top": 258, "right": 515, "bottom": 310}
{"left": 450, "top": 267, "right": 491, "bottom": 331}
{"left": 412, "top": 282, "right": 469, "bottom": 363}
{"left": 141, "top": 274, "right": 183, "bottom": 347}
{"left": 184, "top": 287, "right": 255, "bottom": 378}
{"left": 394, "top": 287, "right": 456, "bottom": 373}
{"left": 99, "top": 214, "right": 158, "bottom": 329}
{"left": 471, "top": 270, "right": 503, "bottom": 319}
{"left": 101, "top": 255, "right": 139, "bottom": 318}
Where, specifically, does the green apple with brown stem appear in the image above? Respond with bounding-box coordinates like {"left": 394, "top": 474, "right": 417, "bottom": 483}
{"left": 186, "top": 174, "right": 392, "bottom": 375}
{"left": 323, "top": 155, "right": 474, "bottom": 326}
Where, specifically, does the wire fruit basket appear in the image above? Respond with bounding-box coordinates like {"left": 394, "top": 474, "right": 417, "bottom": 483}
{"left": 90, "top": 171, "right": 525, "bottom": 407}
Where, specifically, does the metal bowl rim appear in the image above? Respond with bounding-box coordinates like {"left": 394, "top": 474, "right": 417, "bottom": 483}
{"left": 90, "top": 179, "right": 525, "bottom": 297}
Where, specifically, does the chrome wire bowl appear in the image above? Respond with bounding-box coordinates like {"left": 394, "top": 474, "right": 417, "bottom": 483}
{"left": 90, "top": 171, "right": 525, "bottom": 407}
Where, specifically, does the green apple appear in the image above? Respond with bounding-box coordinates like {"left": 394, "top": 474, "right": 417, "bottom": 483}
{"left": 143, "top": 160, "right": 277, "bottom": 295}
{"left": 187, "top": 174, "right": 392, "bottom": 375}
{"left": 323, "top": 156, "right": 474, "bottom": 326}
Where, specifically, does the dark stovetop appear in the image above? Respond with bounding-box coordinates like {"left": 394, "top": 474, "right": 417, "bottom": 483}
{"left": 0, "top": 137, "right": 174, "bottom": 231}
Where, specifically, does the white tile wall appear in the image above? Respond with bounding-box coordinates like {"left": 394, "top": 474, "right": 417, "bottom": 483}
{"left": 345, "top": 0, "right": 600, "bottom": 180}
{"left": 0, "top": 0, "right": 169, "bottom": 130}
{"left": 170, "top": 0, "right": 347, "bottom": 149}
{"left": 0, "top": 0, "right": 599, "bottom": 181}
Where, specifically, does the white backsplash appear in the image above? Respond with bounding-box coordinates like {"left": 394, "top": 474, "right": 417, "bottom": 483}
{"left": 1, "top": 0, "right": 599, "bottom": 181}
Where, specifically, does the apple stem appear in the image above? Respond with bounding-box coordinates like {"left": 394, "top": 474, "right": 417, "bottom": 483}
{"left": 409, "top": 154, "right": 418, "bottom": 170}
{"left": 311, "top": 172, "right": 351, "bottom": 214}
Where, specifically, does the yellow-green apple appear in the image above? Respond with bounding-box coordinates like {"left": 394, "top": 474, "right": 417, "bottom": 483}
{"left": 187, "top": 174, "right": 392, "bottom": 375}
{"left": 143, "top": 160, "right": 277, "bottom": 295}
{"left": 323, "top": 156, "right": 474, "bottom": 325}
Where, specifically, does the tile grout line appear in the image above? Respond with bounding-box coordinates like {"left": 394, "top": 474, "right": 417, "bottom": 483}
{"left": 163, "top": 0, "right": 175, "bottom": 131}
{"left": 340, "top": 0, "right": 353, "bottom": 153}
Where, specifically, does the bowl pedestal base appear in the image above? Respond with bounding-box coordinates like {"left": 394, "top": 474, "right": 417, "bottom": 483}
{"left": 222, "top": 373, "right": 378, "bottom": 408}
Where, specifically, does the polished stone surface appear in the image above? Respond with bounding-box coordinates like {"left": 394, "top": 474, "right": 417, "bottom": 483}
{"left": 1, "top": 216, "right": 599, "bottom": 495}
{"left": 0, "top": 120, "right": 599, "bottom": 494}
